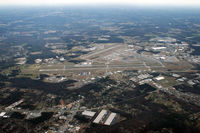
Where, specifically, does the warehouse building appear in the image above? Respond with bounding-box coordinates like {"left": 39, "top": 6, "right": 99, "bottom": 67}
{"left": 93, "top": 110, "right": 108, "bottom": 124}
{"left": 82, "top": 110, "right": 96, "bottom": 118}
{"left": 104, "top": 113, "right": 117, "bottom": 125}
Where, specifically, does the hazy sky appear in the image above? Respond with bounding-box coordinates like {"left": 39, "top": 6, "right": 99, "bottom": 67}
{"left": 0, "top": 0, "right": 200, "bottom": 6}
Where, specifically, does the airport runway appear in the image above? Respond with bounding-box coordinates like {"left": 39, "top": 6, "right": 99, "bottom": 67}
{"left": 39, "top": 64, "right": 164, "bottom": 72}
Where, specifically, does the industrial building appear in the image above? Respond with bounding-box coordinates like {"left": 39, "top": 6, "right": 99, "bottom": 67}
{"left": 104, "top": 113, "right": 117, "bottom": 126}
{"left": 92, "top": 110, "right": 118, "bottom": 126}
{"left": 154, "top": 76, "right": 165, "bottom": 81}
{"left": 0, "top": 112, "right": 6, "bottom": 117}
{"left": 5, "top": 99, "right": 24, "bottom": 110}
{"left": 93, "top": 110, "right": 108, "bottom": 124}
{"left": 82, "top": 110, "right": 96, "bottom": 118}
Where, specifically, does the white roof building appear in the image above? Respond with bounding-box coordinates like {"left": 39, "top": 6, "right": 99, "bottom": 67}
{"left": 35, "top": 59, "right": 42, "bottom": 64}
{"left": 82, "top": 110, "right": 96, "bottom": 117}
{"left": 172, "top": 73, "right": 180, "bottom": 78}
{"left": 155, "top": 76, "right": 165, "bottom": 81}
{"left": 93, "top": 110, "right": 107, "bottom": 124}
{"left": 0, "top": 112, "right": 6, "bottom": 117}
{"left": 104, "top": 113, "right": 117, "bottom": 125}
{"left": 152, "top": 47, "right": 166, "bottom": 50}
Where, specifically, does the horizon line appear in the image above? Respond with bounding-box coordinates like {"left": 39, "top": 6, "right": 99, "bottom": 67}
{"left": 1, "top": 1, "right": 200, "bottom": 7}
{"left": 0, "top": 3, "right": 200, "bottom": 8}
